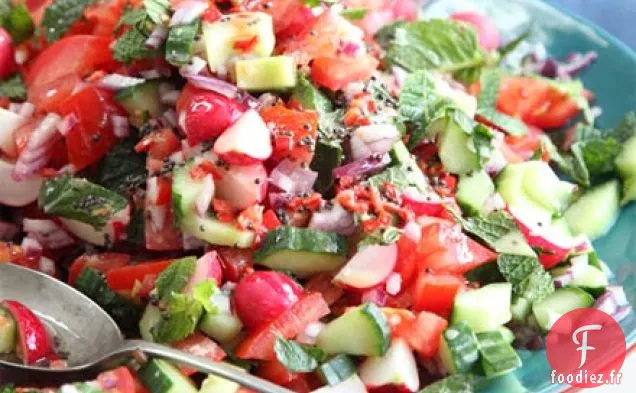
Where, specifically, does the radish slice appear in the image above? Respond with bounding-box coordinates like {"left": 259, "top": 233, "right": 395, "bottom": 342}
{"left": 451, "top": 11, "right": 500, "bottom": 50}
{"left": 312, "top": 375, "right": 368, "bottom": 393}
{"left": 213, "top": 109, "right": 272, "bottom": 165}
{"left": 184, "top": 251, "right": 223, "bottom": 294}
{"left": 401, "top": 187, "right": 448, "bottom": 217}
{"left": 0, "top": 159, "right": 43, "bottom": 207}
{"left": 0, "top": 108, "right": 26, "bottom": 156}
{"left": 334, "top": 243, "right": 397, "bottom": 289}
{"left": 1, "top": 300, "right": 53, "bottom": 365}
{"left": 359, "top": 339, "right": 420, "bottom": 393}
{"left": 215, "top": 162, "right": 268, "bottom": 211}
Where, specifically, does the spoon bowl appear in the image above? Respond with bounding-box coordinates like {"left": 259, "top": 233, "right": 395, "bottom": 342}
{"left": 0, "top": 263, "right": 294, "bottom": 393}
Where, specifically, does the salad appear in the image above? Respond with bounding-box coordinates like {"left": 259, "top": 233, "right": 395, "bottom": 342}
{"left": 0, "top": 0, "right": 635, "bottom": 392}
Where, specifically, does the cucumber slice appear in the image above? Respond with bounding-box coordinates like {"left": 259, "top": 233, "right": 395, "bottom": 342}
{"left": 521, "top": 161, "right": 575, "bottom": 213}
{"left": 199, "top": 374, "right": 240, "bottom": 393}
{"left": 564, "top": 180, "right": 620, "bottom": 240}
{"left": 115, "top": 81, "right": 162, "bottom": 126}
{"left": 532, "top": 288, "right": 594, "bottom": 331}
{"left": 317, "top": 303, "right": 390, "bottom": 356}
{"left": 438, "top": 120, "right": 479, "bottom": 175}
{"left": 139, "top": 304, "right": 162, "bottom": 342}
{"left": 510, "top": 297, "right": 531, "bottom": 322}
{"left": 551, "top": 265, "right": 608, "bottom": 296}
{"left": 198, "top": 312, "right": 243, "bottom": 343}
{"left": 235, "top": 56, "right": 297, "bottom": 91}
{"left": 172, "top": 162, "right": 207, "bottom": 226}
{"left": 138, "top": 358, "right": 198, "bottom": 393}
{"left": 389, "top": 141, "right": 431, "bottom": 193}
{"left": 496, "top": 164, "right": 552, "bottom": 224}
{"left": 182, "top": 214, "right": 255, "bottom": 248}
{"left": 615, "top": 135, "right": 636, "bottom": 204}
{"left": 254, "top": 226, "right": 348, "bottom": 276}
{"left": 317, "top": 354, "right": 356, "bottom": 386}
{"left": 456, "top": 170, "right": 495, "bottom": 216}
{"left": 451, "top": 283, "right": 512, "bottom": 333}
{"left": 493, "top": 230, "right": 536, "bottom": 257}
{"left": 0, "top": 308, "right": 17, "bottom": 353}
{"left": 476, "top": 330, "right": 522, "bottom": 378}
{"left": 438, "top": 322, "right": 480, "bottom": 374}
{"left": 497, "top": 326, "right": 515, "bottom": 345}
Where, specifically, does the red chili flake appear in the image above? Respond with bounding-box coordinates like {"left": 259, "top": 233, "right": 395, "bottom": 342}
{"left": 233, "top": 36, "right": 258, "bottom": 52}
{"left": 190, "top": 160, "right": 222, "bottom": 181}
{"left": 213, "top": 199, "right": 236, "bottom": 223}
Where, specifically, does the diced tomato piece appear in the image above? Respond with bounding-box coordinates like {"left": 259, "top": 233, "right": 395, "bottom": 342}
{"left": 84, "top": 0, "right": 126, "bottom": 37}
{"left": 262, "top": 209, "right": 282, "bottom": 231}
{"left": 260, "top": 106, "right": 318, "bottom": 164}
{"left": 276, "top": 3, "right": 315, "bottom": 40}
{"left": 257, "top": 358, "right": 297, "bottom": 386}
{"left": 26, "top": 35, "right": 117, "bottom": 112}
{"left": 501, "top": 125, "right": 545, "bottom": 162}
{"left": 241, "top": 0, "right": 309, "bottom": 36}
{"left": 215, "top": 247, "right": 254, "bottom": 282}
{"left": 311, "top": 55, "right": 379, "bottom": 91}
{"left": 145, "top": 177, "right": 182, "bottom": 251}
{"left": 381, "top": 307, "right": 416, "bottom": 335}
{"left": 96, "top": 367, "right": 137, "bottom": 393}
{"left": 172, "top": 332, "right": 226, "bottom": 376}
{"left": 395, "top": 311, "right": 447, "bottom": 358}
{"left": 135, "top": 129, "right": 181, "bottom": 161}
{"left": 412, "top": 273, "right": 466, "bottom": 318}
{"left": 68, "top": 253, "right": 131, "bottom": 285}
{"left": 304, "top": 273, "right": 344, "bottom": 306}
{"left": 235, "top": 293, "right": 330, "bottom": 360}
{"left": 0, "top": 242, "right": 40, "bottom": 272}
{"left": 395, "top": 235, "right": 419, "bottom": 287}
{"left": 104, "top": 259, "right": 173, "bottom": 292}
{"left": 58, "top": 86, "right": 124, "bottom": 170}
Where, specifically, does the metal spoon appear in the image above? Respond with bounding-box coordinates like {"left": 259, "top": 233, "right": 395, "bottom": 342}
{"left": 0, "top": 263, "right": 293, "bottom": 393}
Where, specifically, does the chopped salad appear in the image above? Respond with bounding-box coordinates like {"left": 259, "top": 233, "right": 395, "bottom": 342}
{"left": 0, "top": 0, "right": 635, "bottom": 392}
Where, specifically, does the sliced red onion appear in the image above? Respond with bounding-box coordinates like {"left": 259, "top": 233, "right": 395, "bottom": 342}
{"left": 350, "top": 124, "right": 400, "bottom": 161}
{"left": 385, "top": 273, "right": 402, "bottom": 295}
{"left": 361, "top": 286, "right": 388, "bottom": 306}
{"left": 13, "top": 114, "right": 61, "bottom": 181}
{"left": 269, "top": 159, "right": 318, "bottom": 194}
{"left": 57, "top": 114, "right": 78, "bottom": 137}
{"left": 21, "top": 236, "right": 43, "bottom": 259}
{"left": 138, "top": 69, "right": 162, "bottom": 80}
{"left": 23, "top": 218, "right": 75, "bottom": 249}
{"left": 333, "top": 153, "right": 391, "bottom": 179}
{"left": 111, "top": 115, "right": 130, "bottom": 138}
{"left": 170, "top": 0, "right": 208, "bottom": 26}
{"left": 145, "top": 25, "right": 168, "bottom": 49}
{"left": 594, "top": 286, "right": 629, "bottom": 316}
{"left": 181, "top": 72, "right": 239, "bottom": 98}
{"left": 308, "top": 203, "right": 355, "bottom": 236}
{"left": 525, "top": 51, "right": 598, "bottom": 79}
{"left": 195, "top": 174, "right": 215, "bottom": 216}
{"left": 98, "top": 74, "right": 145, "bottom": 91}
{"left": 0, "top": 221, "right": 19, "bottom": 241}
{"left": 239, "top": 92, "right": 261, "bottom": 110}
{"left": 180, "top": 56, "right": 207, "bottom": 76}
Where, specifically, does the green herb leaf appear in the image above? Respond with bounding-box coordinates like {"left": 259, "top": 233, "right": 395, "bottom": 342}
{"left": 126, "top": 208, "right": 145, "bottom": 245}
{"left": 96, "top": 137, "right": 147, "bottom": 194}
{"left": 377, "top": 19, "right": 486, "bottom": 83}
{"left": 291, "top": 75, "right": 333, "bottom": 114}
{"left": 113, "top": 28, "right": 158, "bottom": 63}
{"left": 192, "top": 279, "right": 218, "bottom": 313}
{"left": 152, "top": 293, "right": 203, "bottom": 343}
{"left": 341, "top": 8, "right": 367, "bottom": 20}
{"left": 144, "top": 0, "right": 170, "bottom": 24}
{"left": 165, "top": 18, "right": 200, "bottom": 66}
{"left": 610, "top": 111, "right": 636, "bottom": 142}
{"left": 74, "top": 267, "right": 141, "bottom": 333}
{"left": 0, "top": 74, "right": 26, "bottom": 101}
{"left": 155, "top": 256, "right": 197, "bottom": 301}
{"left": 458, "top": 211, "right": 517, "bottom": 248}
{"left": 310, "top": 140, "right": 343, "bottom": 193}
{"left": 571, "top": 138, "right": 621, "bottom": 176}
{"left": 476, "top": 69, "right": 527, "bottom": 136}
{"left": 0, "top": 385, "right": 15, "bottom": 393}
{"left": 39, "top": 174, "right": 129, "bottom": 229}
{"left": 274, "top": 337, "right": 320, "bottom": 372}
{"left": 418, "top": 374, "right": 475, "bottom": 393}
{"left": 116, "top": 7, "right": 147, "bottom": 31}
{"left": 497, "top": 253, "right": 554, "bottom": 302}
{"left": 41, "top": 0, "right": 97, "bottom": 43}
{"left": 471, "top": 123, "right": 495, "bottom": 165}
{"left": 367, "top": 165, "right": 412, "bottom": 190}
{"left": 497, "top": 27, "right": 532, "bottom": 59}
{"left": 0, "top": 3, "right": 34, "bottom": 44}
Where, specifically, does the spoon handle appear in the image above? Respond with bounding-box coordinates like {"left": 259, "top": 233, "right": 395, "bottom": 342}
{"left": 122, "top": 340, "right": 296, "bottom": 393}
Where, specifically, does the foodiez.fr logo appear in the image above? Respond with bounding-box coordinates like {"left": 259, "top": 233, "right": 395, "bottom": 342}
{"left": 546, "top": 308, "right": 626, "bottom": 388}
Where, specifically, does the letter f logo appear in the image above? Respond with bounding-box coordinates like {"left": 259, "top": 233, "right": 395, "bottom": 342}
{"left": 572, "top": 324, "right": 602, "bottom": 368}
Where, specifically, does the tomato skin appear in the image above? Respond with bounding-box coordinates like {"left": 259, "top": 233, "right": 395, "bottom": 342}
{"left": 58, "top": 86, "right": 123, "bottom": 170}
{"left": 412, "top": 273, "right": 465, "bottom": 318}
{"left": 0, "top": 28, "right": 16, "bottom": 79}
{"left": 135, "top": 128, "right": 181, "bottom": 161}
{"left": 104, "top": 259, "right": 173, "bottom": 292}
{"left": 311, "top": 55, "right": 379, "bottom": 91}
{"left": 145, "top": 177, "right": 182, "bottom": 251}
{"left": 395, "top": 311, "right": 447, "bottom": 358}
{"left": 235, "top": 292, "right": 330, "bottom": 360}
{"left": 0, "top": 242, "right": 40, "bottom": 272}
{"left": 26, "top": 35, "right": 117, "bottom": 112}
{"left": 172, "top": 332, "right": 226, "bottom": 376}
{"left": 395, "top": 236, "right": 419, "bottom": 287}
{"left": 68, "top": 253, "right": 131, "bottom": 285}
{"left": 96, "top": 367, "right": 137, "bottom": 393}
{"left": 177, "top": 84, "right": 247, "bottom": 145}
{"left": 260, "top": 106, "right": 318, "bottom": 164}
{"left": 215, "top": 246, "right": 254, "bottom": 282}
{"left": 257, "top": 358, "right": 297, "bottom": 385}
{"left": 234, "top": 271, "right": 303, "bottom": 330}
{"left": 276, "top": 3, "right": 315, "bottom": 40}
{"left": 84, "top": 0, "right": 126, "bottom": 37}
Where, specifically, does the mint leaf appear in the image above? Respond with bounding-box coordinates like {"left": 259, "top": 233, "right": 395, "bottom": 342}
{"left": 610, "top": 111, "right": 636, "bottom": 142}
{"left": 1, "top": 3, "right": 33, "bottom": 44}
{"left": 115, "top": 7, "right": 147, "bottom": 31}
{"left": 144, "top": 0, "right": 170, "bottom": 24}
{"left": 192, "top": 279, "right": 218, "bottom": 313}
{"left": 471, "top": 123, "right": 495, "bottom": 165}
{"left": 341, "top": 8, "right": 367, "bottom": 21}
{"left": 310, "top": 140, "right": 343, "bottom": 193}
{"left": 0, "top": 74, "right": 26, "bottom": 101}
{"left": 476, "top": 69, "right": 528, "bottom": 136}
{"left": 274, "top": 337, "right": 320, "bottom": 372}
{"left": 39, "top": 174, "right": 129, "bottom": 229}
{"left": 457, "top": 211, "right": 517, "bottom": 248}
{"left": 165, "top": 18, "right": 200, "bottom": 66}
{"left": 377, "top": 19, "right": 486, "bottom": 83}
{"left": 477, "top": 68, "right": 501, "bottom": 108}
{"left": 41, "top": 0, "right": 97, "bottom": 42}
{"left": 155, "top": 256, "right": 197, "bottom": 301}
{"left": 497, "top": 27, "right": 532, "bottom": 59}
{"left": 419, "top": 374, "right": 475, "bottom": 393}
{"left": 152, "top": 293, "right": 203, "bottom": 343}
{"left": 292, "top": 75, "right": 333, "bottom": 114}
{"left": 113, "top": 28, "right": 158, "bottom": 63}
{"left": 571, "top": 138, "right": 621, "bottom": 175}
{"left": 126, "top": 208, "right": 145, "bottom": 245}
{"left": 497, "top": 253, "right": 554, "bottom": 302}
{"left": 367, "top": 165, "right": 411, "bottom": 190}
{"left": 359, "top": 226, "right": 401, "bottom": 247}
{"left": 96, "top": 137, "right": 147, "bottom": 194}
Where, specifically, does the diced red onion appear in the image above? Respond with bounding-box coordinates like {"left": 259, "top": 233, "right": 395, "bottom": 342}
{"left": 552, "top": 271, "right": 573, "bottom": 288}
{"left": 98, "top": 74, "right": 145, "bottom": 91}
{"left": 181, "top": 72, "right": 239, "bottom": 99}
{"left": 350, "top": 124, "right": 400, "bottom": 161}
{"left": 195, "top": 174, "right": 215, "bottom": 216}
{"left": 170, "top": 0, "right": 208, "bottom": 26}
{"left": 333, "top": 153, "right": 391, "bottom": 179}
{"left": 269, "top": 159, "right": 318, "bottom": 194}
{"left": 23, "top": 218, "right": 75, "bottom": 249}
{"left": 145, "top": 25, "right": 168, "bottom": 49}
{"left": 308, "top": 203, "right": 355, "bottom": 236}
{"left": 385, "top": 273, "right": 402, "bottom": 295}
{"left": 111, "top": 115, "right": 130, "bottom": 138}
{"left": 57, "top": 114, "right": 78, "bottom": 137}
{"left": 12, "top": 113, "right": 61, "bottom": 181}
{"left": 524, "top": 51, "right": 598, "bottom": 80}
{"left": 138, "top": 69, "right": 162, "bottom": 80}
{"left": 361, "top": 286, "right": 388, "bottom": 306}
{"left": 594, "top": 286, "right": 629, "bottom": 316}
{"left": 269, "top": 192, "right": 291, "bottom": 210}
{"left": 39, "top": 256, "right": 55, "bottom": 276}
{"left": 21, "top": 236, "right": 43, "bottom": 259}
{"left": 180, "top": 56, "right": 207, "bottom": 76}
{"left": 340, "top": 41, "right": 361, "bottom": 57}
{"left": 0, "top": 221, "right": 18, "bottom": 241}
{"left": 240, "top": 93, "right": 261, "bottom": 110}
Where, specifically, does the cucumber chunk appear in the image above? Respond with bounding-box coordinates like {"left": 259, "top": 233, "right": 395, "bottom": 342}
{"left": 254, "top": 226, "right": 348, "bottom": 275}
{"left": 317, "top": 303, "right": 390, "bottom": 356}
{"left": 138, "top": 358, "right": 198, "bottom": 393}
{"left": 551, "top": 264, "right": 608, "bottom": 297}
{"left": 532, "top": 288, "right": 594, "bottom": 331}
{"left": 521, "top": 161, "right": 575, "bottom": 213}
{"left": 235, "top": 56, "right": 297, "bottom": 91}
{"left": 318, "top": 354, "right": 356, "bottom": 386}
{"left": 182, "top": 214, "right": 255, "bottom": 248}
{"left": 139, "top": 304, "right": 162, "bottom": 342}
{"left": 115, "top": 81, "right": 162, "bottom": 125}
{"left": 615, "top": 135, "right": 636, "bottom": 204}
{"left": 198, "top": 312, "right": 243, "bottom": 343}
{"left": 438, "top": 321, "right": 480, "bottom": 374}
{"left": 451, "top": 283, "right": 512, "bottom": 333}
{"left": 0, "top": 308, "right": 17, "bottom": 354}
{"left": 199, "top": 374, "right": 241, "bottom": 393}
{"left": 476, "top": 330, "right": 522, "bottom": 378}
{"left": 172, "top": 162, "right": 208, "bottom": 226}
{"left": 496, "top": 164, "right": 552, "bottom": 223}
{"left": 456, "top": 170, "right": 495, "bottom": 216}
{"left": 438, "top": 120, "right": 479, "bottom": 175}
{"left": 564, "top": 180, "right": 620, "bottom": 240}
{"left": 389, "top": 141, "right": 431, "bottom": 193}
{"left": 493, "top": 230, "right": 535, "bottom": 257}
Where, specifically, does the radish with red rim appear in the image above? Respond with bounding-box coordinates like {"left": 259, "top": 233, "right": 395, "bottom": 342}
{"left": 213, "top": 109, "right": 273, "bottom": 165}
{"left": 1, "top": 300, "right": 54, "bottom": 365}
{"left": 334, "top": 244, "right": 397, "bottom": 290}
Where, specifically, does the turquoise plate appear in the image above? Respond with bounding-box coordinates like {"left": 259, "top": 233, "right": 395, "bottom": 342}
{"left": 422, "top": 1, "right": 636, "bottom": 392}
